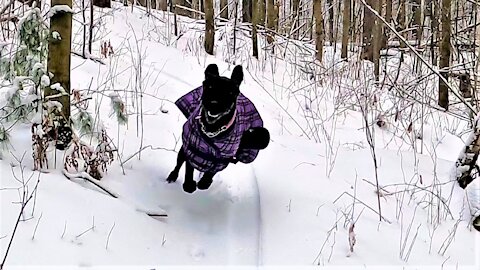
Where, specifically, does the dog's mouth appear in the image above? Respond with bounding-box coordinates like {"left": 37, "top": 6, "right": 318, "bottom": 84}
{"left": 206, "top": 110, "right": 221, "bottom": 119}
{"left": 203, "top": 103, "right": 235, "bottom": 124}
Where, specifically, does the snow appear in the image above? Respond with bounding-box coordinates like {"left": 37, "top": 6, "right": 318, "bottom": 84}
{"left": 51, "top": 31, "right": 61, "bottom": 41}
{"left": 1, "top": 2, "right": 480, "bottom": 270}
{"left": 47, "top": 5, "right": 74, "bottom": 18}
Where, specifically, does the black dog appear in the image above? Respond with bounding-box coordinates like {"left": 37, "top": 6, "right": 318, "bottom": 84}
{"left": 167, "top": 64, "right": 269, "bottom": 193}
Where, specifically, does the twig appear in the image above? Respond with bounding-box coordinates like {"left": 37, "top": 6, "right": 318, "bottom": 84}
{"left": 105, "top": 222, "right": 115, "bottom": 250}
{"left": 333, "top": 192, "right": 392, "bottom": 223}
{"left": 31, "top": 212, "right": 43, "bottom": 240}
{"left": 1, "top": 175, "right": 40, "bottom": 268}
{"left": 61, "top": 221, "right": 67, "bottom": 239}
{"left": 62, "top": 170, "right": 119, "bottom": 198}
{"left": 120, "top": 145, "right": 177, "bottom": 166}
{"left": 359, "top": 0, "right": 476, "bottom": 113}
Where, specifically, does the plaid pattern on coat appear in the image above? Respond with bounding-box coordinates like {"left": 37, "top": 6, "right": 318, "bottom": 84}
{"left": 175, "top": 86, "right": 263, "bottom": 173}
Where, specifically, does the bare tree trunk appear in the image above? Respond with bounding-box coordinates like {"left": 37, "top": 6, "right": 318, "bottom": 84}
{"left": 89, "top": 0, "right": 93, "bottom": 54}
{"left": 439, "top": 0, "right": 451, "bottom": 109}
{"left": 93, "top": 0, "right": 110, "bottom": 8}
{"left": 292, "top": 0, "right": 300, "bottom": 39}
{"left": 220, "top": 0, "right": 229, "bottom": 19}
{"left": 362, "top": 0, "right": 375, "bottom": 61}
{"left": 258, "top": 0, "right": 266, "bottom": 25}
{"left": 327, "top": 0, "right": 334, "bottom": 45}
{"left": 243, "top": 0, "right": 252, "bottom": 22}
{"left": 175, "top": 0, "right": 192, "bottom": 17}
{"left": 382, "top": 0, "right": 391, "bottom": 48}
{"left": 158, "top": 0, "right": 167, "bottom": 10}
{"left": 313, "top": 0, "right": 323, "bottom": 61}
{"left": 205, "top": 0, "right": 214, "bottom": 54}
{"left": 252, "top": 0, "right": 259, "bottom": 57}
{"left": 412, "top": 0, "right": 421, "bottom": 38}
{"left": 47, "top": 0, "right": 73, "bottom": 123}
{"left": 192, "top": 0, "right": 199, "bottom": 18}
{"left": 398, "top": 0, "right": 406, "bottom": 48}
{"left": 429, "top": 0, "right": 438, "bottom": 65}
{"left": 456, "top": 113, "right": 480, "bottom": 189}
{"left": 341, "top": 0, "right": 350, "bottom": 58}
{"left": 267, "top": 0, "right": 276, "bottom": 44}
{"left": 82, "top": 0, "right": 87, "bottom": 57}
{"left": 372, "top": 0, "right": 381, "bottom": 80}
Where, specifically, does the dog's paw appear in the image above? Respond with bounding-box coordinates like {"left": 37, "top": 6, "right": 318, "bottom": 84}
{"left": 183, "top": 181, "right": 197, "bottom": 193}
{"left": 197, "top": 176, "right": 213, "bottom": 190}
{"left": 166, "top": 171, "right": 179, "bottom": 183}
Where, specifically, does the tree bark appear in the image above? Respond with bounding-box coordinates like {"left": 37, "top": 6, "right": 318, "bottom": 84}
{"left": 92, "top": 0, "right": 110, "bottom": 8}
{"left": 192, "top": 0, "right": 199, "bottom": 18}
{"left": 429, "top": 0, "right": 438, "bottom": 65}
{"left": 243, "top": 0, "right": 252, "bottom": 22}
{"left": 205, "top": 0, "right": 214, "bottom": 54}
{"left": 258, "top": 0, "right": 266, "bottom": 26}
{"left": 47, "top": 0, "right": 73, "bottom": 123}
{"left": 326, "top": 0, "right": 334, "bottom": 45}
{"left": 158, "top": 0, "right": 167, "bottom": 11}
{"left": 313, "top": 0, "right": 323, "bottom": 62}
{"left": 455, "top": 114, "right": 480, "bottom": 189}
{"left": 412, "top": 0, "right": 421, "bottom": 38}
{"left": 341, "top": 0, "right": 350, "bottom": 58}
{"left": 266, "top": 0, "right": 276, "bottom": 44}
{"left": 175, "top": 0, "right": 192, "bottom": 17}
{"left": 362, "top": 0, "right": 375, "bottom": 61}
{"left": 439, "top": 0, "right": 450, "bottom": 109}
{"left": 292, "top": 0, "right": 300, "bottom": 39}
{"left": 372, "top": 0, "right": 381, "bottom": 80}
{"left": 252, "top": 0, "right": 259, "bottom": 57}
{"left": 220, "top": 0, "right": 229, "bottom": 19}
{"left": 382, "top": 0, "right": 391, "bottom": 48}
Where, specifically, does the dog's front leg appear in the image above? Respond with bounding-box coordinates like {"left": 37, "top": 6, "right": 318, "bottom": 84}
{"left": 197, "top": 172, "right": 215, "bottom": 190}
{"left": 183, "top": 161, "right": 197, "bottom": 193}
{"left": 167, "top": 149, "right": 186, "bottom": 183}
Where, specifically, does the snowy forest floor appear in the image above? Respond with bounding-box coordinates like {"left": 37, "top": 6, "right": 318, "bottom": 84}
{"left": 0, "top": 2, "right": 479, "bottom": 269}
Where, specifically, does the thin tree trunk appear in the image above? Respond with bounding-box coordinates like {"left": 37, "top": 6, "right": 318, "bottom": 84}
{"left": 243, "top": 0, "right": 252, "bottom": 22}
{"left": 47, "top": 0, "right": 73, "bottom": 123}
{"left": 234, "top": 0, "right": 238, "bottom": 57}
{"left": 372, "top": 0, "right": 381, "bottom": 80}
{"left": 313, "top": 0, "right": 323, "bottom": 61}
{"left": 82, "top": 0, "right": 86, "bottom": 57}
{"left": 267, "top": 0, "right": 276, "bottom": 44}
{"left": 292, "top": 0, "right": 300, "bottom": 39}
{"left": 455, "top": 113, "right": 480, "bottom": 189}
{"left": 176, "top": 0, "right": 192, "bottom": 17}
{"left": 252, "top": 0, "right": 259, "bottom": 57}
{"left": 397, "top": 0, "right": 405, "bottom": 33}
{"left": 220, "top": 0, "right": 229, "bottom": 19}
{"left": 341, "top": 0, "right": 350, "bottom": 58}
{"left": 92, "top": 0, "right": 110, "bottom": 8}
{"left": 89, "top": 0, "right": 93, "bottom": 54}
{"left": 362, "top": 0, "right": 375, "bottom": 61}
{"left": 382, "top": 0, "right": 391, "bottom": 48}
{"left": 205, "top": 0, "right": 214, "bottom": 54}
{"left": 412, "top": 0, "right": 421, "bottom": 38}
{"left": 158, "top": 0, "right": 167, "bottom": 11}
{"left": 327, "top": 0, "right": 334, "bottom": 45}
{"left": 438, "top": 0, "right": 450, "bottom": 109}
{"left": 258, "top": 0, "right": 266, "bottom": 25}
{"left": 430, "top": 0, "right": 438, "bottom": 65}
{"left": 193, "top": 0, "right": 199, "bottom": 18}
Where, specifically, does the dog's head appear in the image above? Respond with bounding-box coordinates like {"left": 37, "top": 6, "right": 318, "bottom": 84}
{"left": 201, "top": 64, "right": 243, "bottom": 119}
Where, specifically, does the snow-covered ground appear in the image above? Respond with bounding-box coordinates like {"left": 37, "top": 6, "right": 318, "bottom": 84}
{"left": 1, "top": 2, "right": 479, "bottom": 269}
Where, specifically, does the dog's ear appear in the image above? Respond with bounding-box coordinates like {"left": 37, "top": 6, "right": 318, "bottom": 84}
{"left": 231, "top": 65, "right": 243, "bottom": 86}
{"left": 205, "top": 64, "right": 219, "bottom": 80}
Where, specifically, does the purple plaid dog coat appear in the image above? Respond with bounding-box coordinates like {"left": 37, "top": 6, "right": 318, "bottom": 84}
{"left": 175, "top": 86, "right": 263, "bottom": 173}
